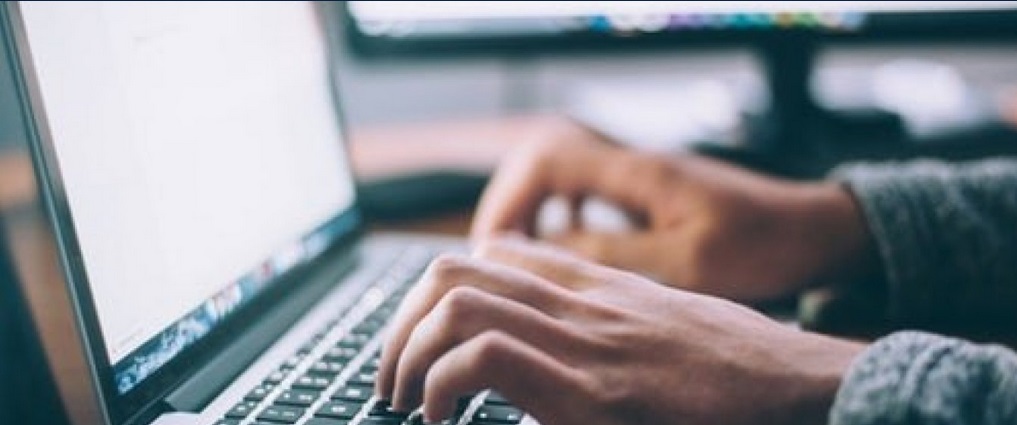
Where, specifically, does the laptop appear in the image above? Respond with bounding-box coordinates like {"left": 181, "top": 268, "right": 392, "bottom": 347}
{"left": 2, "top": 2, "right": 530, "bottom": 425}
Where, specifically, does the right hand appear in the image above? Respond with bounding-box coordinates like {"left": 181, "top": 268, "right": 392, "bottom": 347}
{"left": 375, "top": 237, "right": 864, "bottom": 425}
{"left": 471, "top": 120, "right": 877, "bottom": 302}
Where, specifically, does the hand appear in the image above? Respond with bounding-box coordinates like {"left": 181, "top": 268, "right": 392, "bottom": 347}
{"left": 375, "top": 238, "right": 864, "bottom": 425}
{"left": 471, "top": 123, "right": 877, "bottom": 302}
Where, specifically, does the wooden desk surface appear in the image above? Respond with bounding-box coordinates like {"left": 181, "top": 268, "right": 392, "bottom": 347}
{"left": 0, "top": 115, "right": 558, "bottom": 425}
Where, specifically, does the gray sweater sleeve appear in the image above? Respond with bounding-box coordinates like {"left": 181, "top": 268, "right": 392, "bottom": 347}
{"left": 830, "top": 331, "right": 1017, "bottom": 425}
{"left": 826, "top": 159, "right": 1017, "bottom": 425}
{"left": 831, "top": 159, "right": 1017, "bottom": 327}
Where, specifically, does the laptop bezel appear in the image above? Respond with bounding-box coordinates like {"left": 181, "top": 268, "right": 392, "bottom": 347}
{"left": 1, "top": 2, "right": 371, "bottom": 424}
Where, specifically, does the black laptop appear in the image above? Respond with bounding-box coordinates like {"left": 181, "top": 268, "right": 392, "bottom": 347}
{"left": 1, "top": 2, "right": 530, "bottom": 425}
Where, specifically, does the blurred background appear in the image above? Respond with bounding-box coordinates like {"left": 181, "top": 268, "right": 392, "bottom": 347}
{"left": 327, "top": 1, "right": 1017, "bottom": 220}
{"left": 4, "top": 2, "right": 1017, "bottom": 223}
{"left": 4, "top": 3, "right": 1017, "bottom": 164}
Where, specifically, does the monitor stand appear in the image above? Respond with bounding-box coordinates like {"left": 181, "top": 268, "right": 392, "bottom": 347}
{"left": 698, "top": 36, "right": 905, "bottom": 179}
{"left": 698, "top": 35, "right": 1017, "bottom": 179}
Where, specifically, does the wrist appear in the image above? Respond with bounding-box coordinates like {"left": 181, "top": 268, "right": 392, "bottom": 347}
{"left": 793, "top": 182, "right": 881, "bottom": 286}
{"left": 781, "top": 334, "right": 866, "bottom": 425}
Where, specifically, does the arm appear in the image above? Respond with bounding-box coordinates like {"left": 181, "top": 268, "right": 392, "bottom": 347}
{"left": 831, "top": 159, "right": 1017, "bottom": 329}
{"left": 832, "top": 331, "right": 1017, "bottom": 425}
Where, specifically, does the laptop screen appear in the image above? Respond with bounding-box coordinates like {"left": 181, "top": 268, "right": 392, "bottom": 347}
{"left": 18, "top": 1, "right": 357, "bottom": 395}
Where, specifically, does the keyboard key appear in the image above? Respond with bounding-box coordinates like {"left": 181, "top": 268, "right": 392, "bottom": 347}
{"left": 316, "top": 400, "right": 361, "bottom": 420}
{"left": 407, "top": 414, "right": 458, "bottom": 425}
{"left": 264, "top": 369, "right": 289, "bottom": 385}
{"left": 245, "top": 384, "right": 275, "bottom": 402}
{"left": 275, "top": 389, "right": 319, "bottom": 407}
{"left": 256, "top": 405, "right": 304, "bottom": 424}
{"left": 298, "top": 331, "right": 329, "bottom": 355}
{"left": 330, "top": 386, "right": 371, "bottom": 403}
{"left": 359, "top": 417, "right": 404, "bottom": 425}
{"left": 352, "top": 320, "right": 383, "bottom": 335}
{"left": 304, "top": 418, "right": 350, "bottom": 425}
{"left": 292, "top": 375, "right": 333, "bottom": 391}
{"left": 484, "top": 392, "right": 511, "bottom": 406}
{"left": 224, "top": 400, "right": 258, "bottom": 419}
{"left": 362, "top": 356, "right": 381, "bottom": 371}
{"left": 336, "top": 340, "right": 365, "bottom": 351}
{"left": 213, "top": 419, "right": 240, "bottom": 425}
{"left": 323, "top": 347, "right": 358, "bottom": 362}
{"left": 341, "top": 333, "right": 374, "bottom": 347}
{"left": 346, "top": 371, "right": 377, "bottom": 387}
{"left": 366, "top": 399, "right": 410, "bottom": 420}
{"left": 408, "top": 396, "right": 470, "bottom": 425}
{"left": 282, "top": 354, "right": 305, "bottom": 369}
{"left": 373, "top": 306, "right": 396, "bottom": 319}
{"left": 472, "top": 405, "right": 523, "bottom": 424}
{"left": 308, "top": 360, "right": 346, "bottom": 376}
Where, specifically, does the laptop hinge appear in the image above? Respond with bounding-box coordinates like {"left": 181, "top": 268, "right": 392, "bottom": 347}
{"left": 163, "top": 246, "right": 358, "bottom": 412}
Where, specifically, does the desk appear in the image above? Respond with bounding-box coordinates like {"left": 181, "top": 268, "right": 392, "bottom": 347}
{"left": 0, "top": 115, "right": 565, "bottom": 425}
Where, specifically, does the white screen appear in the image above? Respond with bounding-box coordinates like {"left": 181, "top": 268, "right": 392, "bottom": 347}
{"left": 20, "top": 1, "right": 356, "bottom": 362}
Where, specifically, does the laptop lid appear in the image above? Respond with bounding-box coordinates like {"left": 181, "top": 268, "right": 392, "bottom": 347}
{"left": 3, "top": 2, "right": 366, "bottom": 424}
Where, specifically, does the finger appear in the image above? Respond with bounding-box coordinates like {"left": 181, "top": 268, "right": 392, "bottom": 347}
{"left": 392, "top": 286, "right": 585, "bottom": 411}
{"left": 376, "top": 254, "right": 578, "bottom": 399}
{"left": 421, "top": 330, "right": 588, "bottom": 424}
{"left": 548, "top": 231, "right": 666, "bottom": 278}
{"left": 474, "top": 236, "right": 613, "bottom": 290}
{"left": 470, "top": 142, "right": 664, "bottom": 242}
{"left": 470, "top": 144, "right": 553, "bottom": 240}
{"left": 565, "top": 193, "right": 585, "bottom": 233}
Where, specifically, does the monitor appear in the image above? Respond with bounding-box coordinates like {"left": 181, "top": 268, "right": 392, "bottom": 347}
{"left": 343, "top": 1, "right": 1017, "bottom": 165}
{"left": 343, "top": 1, "right": 1017, "bottom": 55}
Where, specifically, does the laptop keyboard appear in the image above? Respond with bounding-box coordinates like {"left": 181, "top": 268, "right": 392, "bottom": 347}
{"left": 212, "top": 248, "right": 525, "bottom": 425}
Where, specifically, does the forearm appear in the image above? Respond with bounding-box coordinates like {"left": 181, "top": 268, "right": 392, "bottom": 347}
{"left": 830, "top": 331, "right": 1017, "bottom": 425}
{"left": 830, "top": 159, "right": 1017, "bottom": 328}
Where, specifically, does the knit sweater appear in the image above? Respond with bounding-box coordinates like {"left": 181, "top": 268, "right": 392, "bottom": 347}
{"left": 828, "top": 159, "right": 1017, "bottom": 425}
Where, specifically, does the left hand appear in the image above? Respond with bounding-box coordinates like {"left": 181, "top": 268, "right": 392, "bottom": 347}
{"left": 470, "top": 129, "right": 877, "bottom": 303}
{"left": 375, "top": 237, "right": 864, "bottom": 425}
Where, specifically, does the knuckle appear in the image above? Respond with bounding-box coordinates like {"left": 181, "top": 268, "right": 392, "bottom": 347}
{"left": 524, "top": 136, "right": 566, "bottom": 169}
{"left": 472, "top": 238, "right": 505, "bottom": 261}
{"left": 511, "top": 138, "right": 554, "bottom": 170}
{"left": 586, "top": 373, "right": 641, "bottom": 418}
{"left": 468, "top": 331, "right": 513, "bottom": 370}
{"left": 438, "top": 286, "right": 484, "bottom": 323}
{"left": 427, "top": 254, "right": 471, "bottom": 284}
{"left": 631, "top": 153, "right": 676, "bottom": 187}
